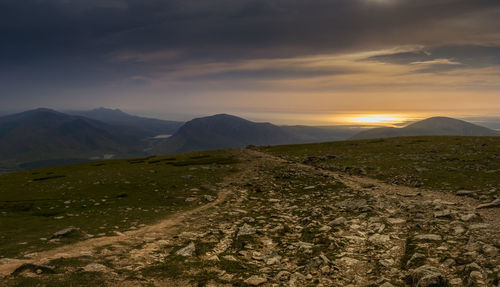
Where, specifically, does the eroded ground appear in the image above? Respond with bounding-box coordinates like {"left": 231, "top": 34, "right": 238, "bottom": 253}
{"left": 1, "top": 144, "right": 499, "bottom": 286}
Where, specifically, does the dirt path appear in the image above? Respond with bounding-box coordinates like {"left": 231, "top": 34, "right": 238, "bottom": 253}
{"left": 2, "top": 149, "right": 499, "bottom": 286}
{"left": 249, "top": 149, "right": 500, "bottom": 230}
{"left": 0, "top": 189, "right": 231, "bottom": 277}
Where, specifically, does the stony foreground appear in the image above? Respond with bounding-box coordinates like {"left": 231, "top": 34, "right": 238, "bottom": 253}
{"left": 1, "top": 149, "right": 499, "bottom": 286}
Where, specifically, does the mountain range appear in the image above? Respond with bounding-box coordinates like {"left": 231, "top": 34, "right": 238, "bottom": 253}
{"left": 0, "top": 109, "right": 498, "bottom": 172}
{"left": 67, "top": 108, "right": 183, "bottom": 138}
{"left": 151, "top": 114, "right": 365, "bottom": 154}
{"left": 0, "top": 109, "right": 142, "bottom": 171}
{"left": 350, "top": 116, "right": 499, "bottom": 140}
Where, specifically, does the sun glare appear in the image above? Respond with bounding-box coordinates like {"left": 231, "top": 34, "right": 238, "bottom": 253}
{"left": 356, "top": 115, "right": 399, "bottom": 123}
{"left": 345, "top": 114, "right": 409, "bottom": 125}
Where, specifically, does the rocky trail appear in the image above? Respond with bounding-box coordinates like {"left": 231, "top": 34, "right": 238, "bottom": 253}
{"left": 1, "top": 149, "right": 499, "bottom": 286}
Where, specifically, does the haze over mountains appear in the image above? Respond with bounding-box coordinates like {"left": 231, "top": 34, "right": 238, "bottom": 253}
{"left": 0, "top": 109, "right": 498, "bottom": 173}
{"left": 152, "top": 114, "right": 367, "bottom": 154}
{"left": 67, "top": 108, "right": 183, "bottom": 138}
{"left": 0, "top": 109, "right": 141, "bottom": 171}
{"left": 351, "top": 117, "right": 500, "bottom": 140}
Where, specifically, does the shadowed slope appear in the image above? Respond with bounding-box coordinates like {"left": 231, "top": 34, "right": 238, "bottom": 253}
{"left": 152, "top": 114, "right": 298, "bottom": 154}
{"left": 0, "top": 108, "right": 140, "bottom": 164}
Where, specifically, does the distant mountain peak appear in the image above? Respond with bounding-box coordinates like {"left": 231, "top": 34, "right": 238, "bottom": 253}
{"left": 152, "top": 113, "right": 297, "bottom": 154}
{"left": 93, "top": 107, "right": 125, "bottom": 113}
{"left": 25, "top": 108, "right": 61, "bottom": 114}
{"left": 10, "top": 108, "right": 66, "bottom": 119}
{"left": 351, "top": 116, "right": 499, "bottom": 140}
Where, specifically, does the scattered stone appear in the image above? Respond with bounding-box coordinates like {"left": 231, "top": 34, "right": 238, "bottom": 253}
{"left": 407, "top": 265, "right": 447, "bottom": 287}
{"left": 476, "top": 198, "right": 500, "bottom": 209}
{"left": 265, "top": 255, "right": 281, "bottom": 265}
{"left": 456, "top": 190, "right": 476, "bottom": 196}
{"left": 339, "top": 257, "right": 359, "bottom": 266}
{"left": 329, "top": 217, "right": 347, "bottom": 226}
{"left": 222, "top": 255, "right": 238, "bottom": 261}
{"left": 50, "top": 227, "right": 79, "bottom": 239}
{"left": 414, "top": 234, "right": 442, "bottom": 241}
{"left": 368, "top": 234, "right": 390, "bottom": 245}
{"left": 434, "top": 210, "right": 452, "bottom": 218}
{"left": 238, "top": 223, "right": 256, "bottom": 236}
{"left": 318, "top": 225, "right": 331, "bottom": 232}
{"left": 12, "top": 263, "right": 55, "bottom": 276}
{"left": 460, "top": 213, "right": 477, "bottom": 222}
{"left": 82, "top": 263, "right": 110, "bottom": 273}
{"left": 469, "top": 270, "right": 483, "bottom": 281}
{"left": 453, "top": 225, "right": 465, "bottom": 235}
{"left": 203, "top": 195, "right": 216, "bottom": 202}
{"left": 379, "top": 259, "right": 395, "bottom": 267}
{"left": 275, "top": 271, "right": 291, "bottom": 281}
{"left": 387, "top": 218, "right": 406, "bottom": 224}
{"left": 469, "top": 223, "right": 490, "bottom": 230}
{"left": 176, "top": 242, "right": 196, "bottom": 256}
{"left": 244, "top": 275, "right": 267, "bottom": 286}
{"left": 0, "top": 258, "right": 21, "bottom": 264}
{"left": 482, "top": 244, "right": 498, "bottom": 257}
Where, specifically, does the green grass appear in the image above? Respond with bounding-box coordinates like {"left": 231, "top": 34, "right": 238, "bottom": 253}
{"left": 0, "top": 150, "right": 239, "bottom": 258}
{"left": 7, "top": 272, "right": 110, "bottom": 287}
{"left": 257, "top": 136, "right": 500, "bottom": 196}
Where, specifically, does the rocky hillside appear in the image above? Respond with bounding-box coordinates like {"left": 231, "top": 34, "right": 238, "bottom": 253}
{"left": 0, "top": 137, "right": 499, "bottom": 286}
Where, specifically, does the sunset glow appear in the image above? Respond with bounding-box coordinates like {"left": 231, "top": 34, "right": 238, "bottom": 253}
{"left": 1, "top": 0, "right": 499, "bottom": 125}
{"left": 325, "top": 113, "right": 416, "bottom": 126}
{"left": 353, "top": 115, "right": 406, "bottom": 125}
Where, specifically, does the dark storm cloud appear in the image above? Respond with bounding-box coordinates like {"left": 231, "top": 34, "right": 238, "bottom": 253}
{"left": 1, "top": 0, "right": 500, "bottom": 111}
{"left": 2, "top": 0, "right": 500, "bottom": 64}
{"left": 367, "top": 46, "right": 500, "bottom": 67}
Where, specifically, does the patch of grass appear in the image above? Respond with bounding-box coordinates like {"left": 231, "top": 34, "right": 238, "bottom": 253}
{"left": 6, "top": 271, "right": 109, "bottom": 287}
{"left": 48, "top": 256, "right": 94, "bottom": 270}
{"left": 218, "top": 258, "right": 256, "bottom": 274}
{"left": 0, "top": 150, "right": 240, "bottom": 258}
{"left": 231, "top": 235, "right": 259, "bottom": 250}
{"left": 258, "top": 136, "right": 500, "bottom": 196}
{"left": 141, "top": 256, "right": 185, "bottom": 279}
{"left": 188, "top": 270, "right": 220, "bottom": 285}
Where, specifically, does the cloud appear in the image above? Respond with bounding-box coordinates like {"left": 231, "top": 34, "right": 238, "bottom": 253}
{"left": 0, "top": 0, "right": 499, "bottom": 116}
{"left": 410, "top": 59, "right": 462, "bottom": 66}
{"left": 2, "top": 0, "right": 500, "bottom": 65}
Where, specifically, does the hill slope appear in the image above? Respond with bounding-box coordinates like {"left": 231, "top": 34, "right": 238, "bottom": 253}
{"left": 67, "top": 108, "right": 184, "bottom": 138}
{"left": 152, "top": 114, "right": 298, "bottom": 154}
{"left": 281, "top": 125, "right": 364, "bottom": 142}
{"left": 0, "top": 109, "right": 140, "bottom": 167}
{"left": 351, "top": 116, "right": 499, "bottom": 139}
{"left": 0, "top": 137, "right": 499, "bottom": 286}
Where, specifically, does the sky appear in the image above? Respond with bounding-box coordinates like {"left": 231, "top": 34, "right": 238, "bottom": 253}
{"left": 1, "top": 0, "right": 500, "bottom": 125}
